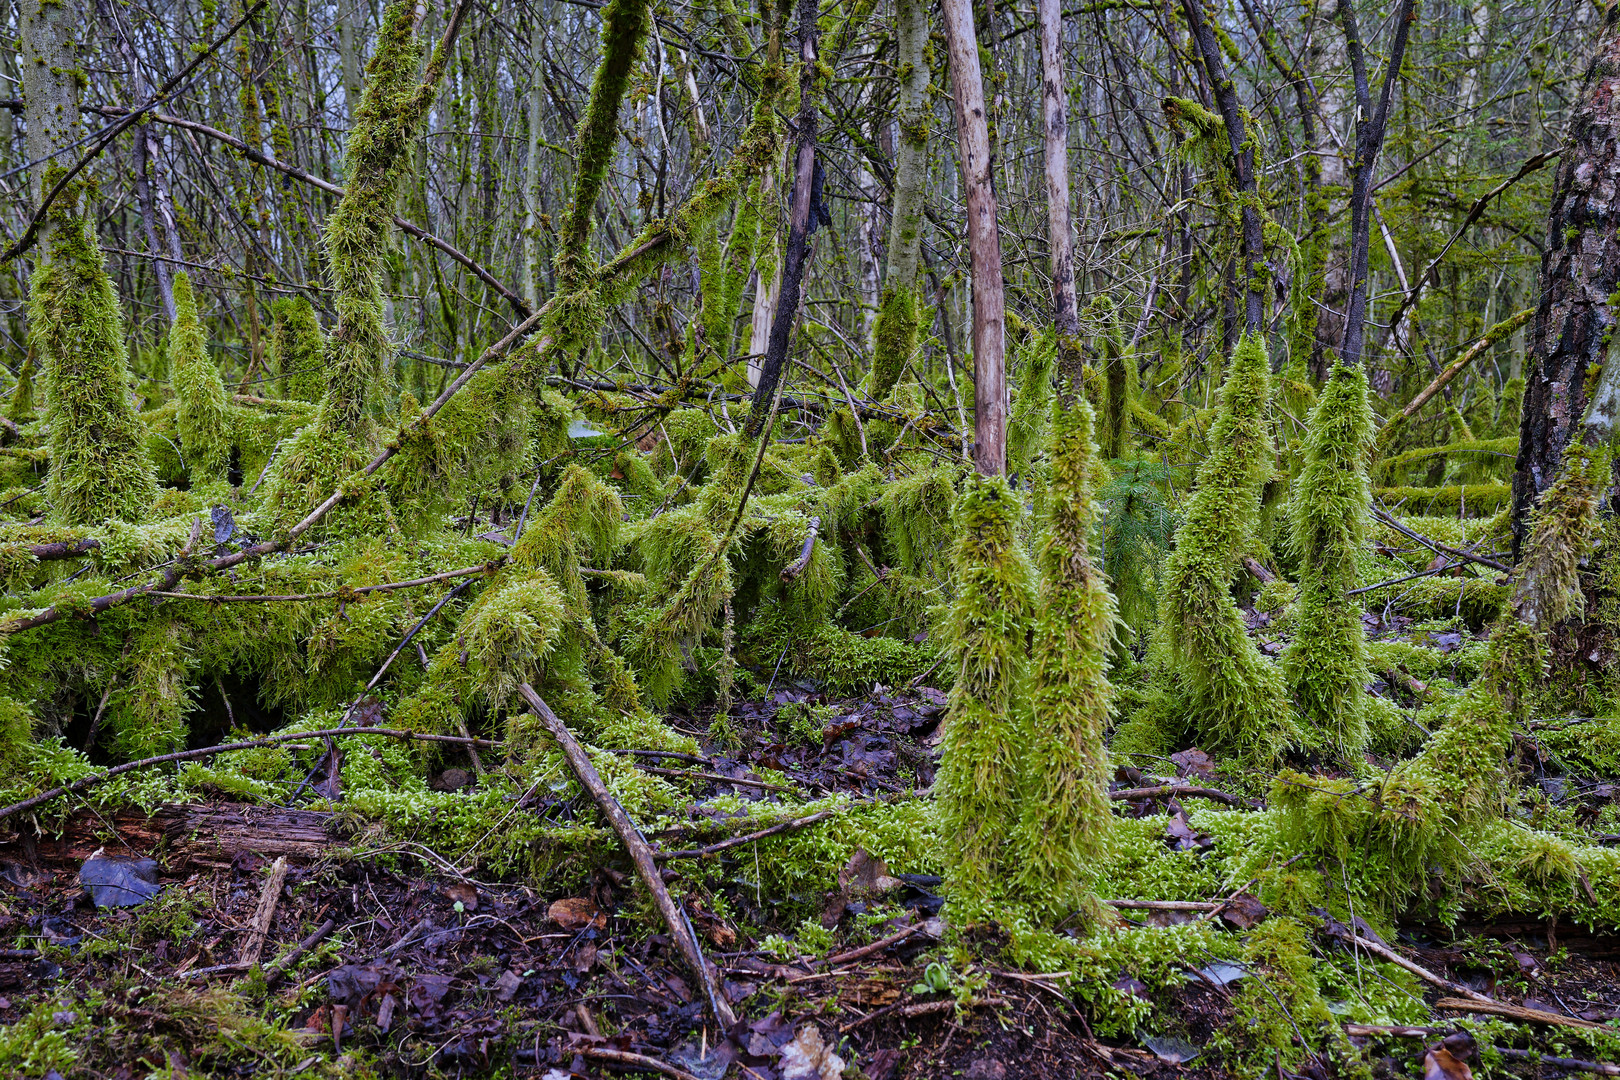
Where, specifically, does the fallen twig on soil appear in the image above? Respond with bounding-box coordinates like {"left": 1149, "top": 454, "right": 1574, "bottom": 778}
{"left": 630, "top": 763, "right": 793, "bottom": 795}
{"left": 817, "top": 918, "right": 941, "bottom": 968}
{"left": 1342, "top": 1024, "right": 1620, "bottom": 1075}
{"left": 519, "top": 682, "right": 737, "bottom": 1028}
{"left": 264, "top": 917, "right": 338, "bottom": 987}
{"left": 514, "top": 1045, "right": 703, "bottom": 1080}
{"left": 652, "top": 807, "right": 841, "bottom": 861}
{"left": 0, "top": 728, "right": 499, "bottom": 824}
{"left": 1339, "top": 930, "right": 1491, "bottom": 1003}
{"left": 1434, "top": 996, "right": 1604, "bottom": 1031}
{"left": 839, "top": 995, "right": 1008, "bottom": 1032}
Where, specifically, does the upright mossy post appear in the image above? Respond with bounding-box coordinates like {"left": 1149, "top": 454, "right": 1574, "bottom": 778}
{"left": 268, "top": 296, "right": 325, "bottom": 403}
{"left": 29, "top": 179, "right": 160, "bottom": 526}
{"left": 936, "top": 472, "right": 1035, "bottom": 916}
{"left": 1090, "top": 297, "right": 1130, "bottom": 459}
{"left": 1161, "top": 333, "right": 1292, "bottom": 765}
{"left": 168, "top": 272, "right": 232, "bottom": 485}
{"left": 546, "top": 0, "right": 653, "bottom": 358}
{"left": 261, "top": 0, "right": 450, "bottom": 532}
{"left": 1014, "top": 398, "right": 1114, "bottom": 927}
{"left": 1280, "top": 362, "right": 1373, "bottom": 756}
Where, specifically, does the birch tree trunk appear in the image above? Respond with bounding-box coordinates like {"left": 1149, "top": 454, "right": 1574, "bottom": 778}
{"left": 941, "top": 0, "right": 1006, "bottom": 476}
{"left": 20, "top": 0, "right": 80, "bottom": 223}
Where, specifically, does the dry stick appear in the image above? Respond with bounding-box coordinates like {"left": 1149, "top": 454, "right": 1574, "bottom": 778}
{"left": 840, "top": 996, "right": 1009, "bottom": 1034}
{"left": 1341, "top": 932, "right": 1491, "bottom": 1003}
{"left": 652, "top": 807, "right": 841, "bottom": 862}
{"left": 817, "top": 919, "right": 941, "bottom": 969}
{"left": 264, "top": 917, "right": 338, "bottom": 987}
{"left": 513, "top": 1046, "right": 702, "bottom": 1080}
{"left": 1109, "top": 783, "right": 1255, "bottom": 808}
{"left": 0, "top": 728, "right": 498, "bottom": 823}
{"left": 1370, "top": 504, "right": 1510, "bottom": 574}
{"left": 779, "top": 515, "right": 820, "bottom": 583}
{"left": 631, "top": 764, "right": 793, "bottom": 795}
{"left": 518, "top": 683, "right": 736, "bottom": 1028}
{"left": 26, "top": 538, "right": 100, "bottom": 561}
{"left": 1433, "top": 997, "right": 1603, "bottom": 1031}
{"left": 238, "top": 856, "right": 289, "bottom": 967}
{"left": 1106, "top": 899, "right": 1222, "bottom": 912}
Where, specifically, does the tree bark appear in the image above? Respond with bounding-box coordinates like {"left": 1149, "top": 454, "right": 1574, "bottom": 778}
{"left": 941, "top": 0, "right": 1007, "bottom": 475}
{"left": 1513, "top": 5, "right": 1620, "bottom": 558}
{"left": 1179, "top": 0, "right": 1265, "bottom": 335}
{"left": 19, "top": 0, "right": 80, "bottom": 226}
{"left": 1336, "top": 0, "right": 1417, "bottom": 369}
{"left": 1038, "top": 0, "right": 1081, "bottom": 397}
{"left": 745, "top": 0, "right": 820, "bottom": 438}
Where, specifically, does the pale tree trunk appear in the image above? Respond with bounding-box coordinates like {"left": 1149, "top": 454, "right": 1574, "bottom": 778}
{"left": 1037, "top": 0, "right": 1080, "bottom": 395}
{"left": 339, "top": 0, "right": 364, "bottom": 126}
{"left": 523, "top": 15, "right": 544, "bottom": 310}
{"left": 867, "top": 0, "right": 929, "bottom": 398}
{"left": 747, "top": 160, "right": 781, "bottom": 389}
{"left": 941, "top": 0, "right": 1007, "bottom": 476}
{"left": 1513, "top": 6, "right": 1620, "bottom": 557}
{"left": 20, "top": 0, "right": 80, "bottom": 224}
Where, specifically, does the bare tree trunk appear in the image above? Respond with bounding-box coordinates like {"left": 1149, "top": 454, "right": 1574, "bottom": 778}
{"left": 1038, "top": 0, "right": 1080, "bottom": 396}
{"left": 1179, "top": 0, "right": 1264, "bottom": 335}
{"left": 523, "top": 15, "right": 544, "bottom": 310}
{"left": 1513, "top": 5, "right": 1620, "bottom": 558}
{"left": 20, "top": 0, "right": 80, "bottom": 227}
{"left": 339, "top": 0, "right": 364, "bottom": 126}
{"left": 941, "top": 0, "right": 1006, "bottom": 476}
{"left": 1336, "top": 0, "right": 1416, "bottom": 369}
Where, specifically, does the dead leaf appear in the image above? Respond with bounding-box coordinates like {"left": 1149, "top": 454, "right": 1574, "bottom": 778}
{"left": 1217, "top": 893, "right": 1269, "bottom": 930}
{"left": 493, "top": 970, "right": 523, "bottom": 1002}
{"left": 1170, "top": 748, "right": 1216, "bottom": 778}
{"left": 548, "top": 897, "right": 606, "bottom": 930}
{"left": 1422, "top": 1049, "right": 1473, "bottom": 1080}
{"left": 838, "top": 849, "right": 903, "bottom": 893}
{"left": 1164, "top": 810, "right": 1213, "bottom": 851}
{"left": 444, "top": 882, "right": 478, "bottom": 911}
{"left": 779, "top": 1024, "right": 846, "bottom": 1080}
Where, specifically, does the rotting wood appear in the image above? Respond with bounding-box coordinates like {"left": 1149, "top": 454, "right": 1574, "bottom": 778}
{"left": 1109, "top": 783, "right": 1256, "bottom": 808}
{"left": 263, "top": 916, "right": 338, "bottom": 987}
{"left": 238, "top": 855, "right": 288, "bottom": 967}
{"left": 518, "top": 682, "right": 737, "bottom": 1028}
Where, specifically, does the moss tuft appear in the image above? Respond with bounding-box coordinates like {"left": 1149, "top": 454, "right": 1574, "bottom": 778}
{"left": 168, "top": 272, "right": 232, "bottom": 484}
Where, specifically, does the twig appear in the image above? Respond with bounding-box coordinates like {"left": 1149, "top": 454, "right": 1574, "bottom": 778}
{"left": 1370, "top": 504, "right": 1510, "bottom": 574}
{"left": 1109, "top": 783, "right": 1255, "bottom": 808}
{"left": 513, "top": 1046, "right": 703, "bottom": 1080}
{"left": 263, "top": 917, "right": 338, "bottom": 987}
{"left": 147, "top": 561, "right": 502, "bottom": 603}
{"left": 817, "top": 918, "right": 940, "bottom": 968}
{"left": 518, "top": 683, "right": 737, "bottom": 1028}
{"left": 1107, "top": 899, "right": 1222, "bottom": 912}
{"left": 653, "top": 807, "right": 841, "bottom": 861}
{"left": 0, "top": 728, "right": 498, "bottom": 823}
{"left": 238, "top": 856, "right": 289, "bottom": 967}
{"left": 839, "top": 995, "right": 1008, "bottom": 1033}
{"left": 631, "top": 764, "right": 793, "bottom": 795}
{"left": 1433, "top": 997, "right": 1603, "bottom": 1031}
{"left": 1338, "top": 932, "right": 1490, "bottom": 1003}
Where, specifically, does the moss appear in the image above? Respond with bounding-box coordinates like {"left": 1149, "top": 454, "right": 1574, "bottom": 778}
{"left": 936, "top": 473, "right": 1035, "bottom": 914}
{"left": 1273, "top": 622, "right": 1544, "bottom": 915}
{"left": 1281, "top": 363, "right": 1374, "bottom": 757}
{"left": 29, "top": 177, "right": 160, "bottom": 526}
{"left": 1161, "top": 334, "right": 1293, "bottom": 765}
{"left": 870, "top": 284, "right": 920, "bottom": 400}
{"left": 1007, "top": 331, "right": 1056, "bottom": 480}
{"left": 1014, "top": 400, "right": 1114, "bottom": 926}
{"left": 167, "top": 272, "right": 232, "bottom": 485}
{"left": 267, "top": 294, "right": 325, "bottom": 403}
{"left": 1088, "top": 297, "right": 1130, "bottom": 459}
{"left": 1512, "top": 440, "right": 1612, "bottom": 630}
{"left": 1373, "top": 483, "right": 1510, "bottom": 516}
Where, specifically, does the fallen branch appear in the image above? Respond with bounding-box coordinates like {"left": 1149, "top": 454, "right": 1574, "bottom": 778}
{"left": 1107, "top": 899, "right": 1222, "bottom": 912}
{"left": 1340, "top": 931, "right": 1491, "bottom": 1003}
{"left": 1109, "top": 783, "right": 1255, "bottom": 808}
{"left": 514, "top": 1046, "right": 703, "bottom": 1080}
{"left": 0, "top": 728, "right": 499, "bottom": 824}
{"left": 780, "top": 515, "right": 821, "bottom": 583}
{"left": 147, "top": 560, "right": 503, "bottom": 603}
{"left": 1378, "top": 308, "right": 1534, "bottom": 445}
{"left": 652, "top": 807, "right": 840, "bottom": 861}
{"left": 24, "top": 538, "right": 100, "bottom": 561}
{"left": 518, "top": 682, "right": 736, "bottom": 1028}
{"left": 1434, "top": 996, "right": 1603, "bottom": 1031}
{"left": 1370, "top": 503, "right": 1510, "bottom": 574}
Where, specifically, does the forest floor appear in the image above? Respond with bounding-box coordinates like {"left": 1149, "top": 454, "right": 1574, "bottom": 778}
{"left": 3, "top": 660, "right": 1620, "bottom": 1078}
